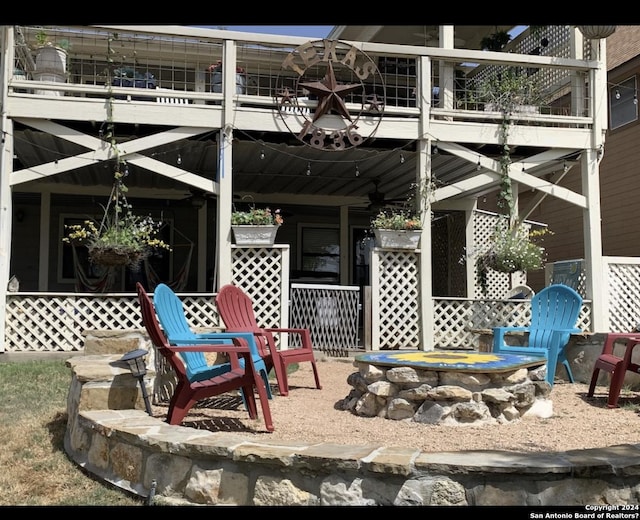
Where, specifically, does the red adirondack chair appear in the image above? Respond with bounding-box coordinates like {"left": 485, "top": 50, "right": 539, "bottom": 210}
{"left": 215, "top": 284, "right": 322, "bottom": 397}
{"left": 136, "top": 282, "right": 274, "bottom": 431}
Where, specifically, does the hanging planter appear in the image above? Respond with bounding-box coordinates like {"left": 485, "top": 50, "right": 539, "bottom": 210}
{"left": 577, "top": 26, "right": 617, "bottom": 39}
{"left": 475, "top": 218, "right": 551, "bottom": 294}
{"left": 62, "top": 40, "right": 171, "bottom": 271}
{"left": 64, "top": 186, "right": 170, "bottom": 271}
{"left": 88, "top": 246, "right": 145, "bottom": 269}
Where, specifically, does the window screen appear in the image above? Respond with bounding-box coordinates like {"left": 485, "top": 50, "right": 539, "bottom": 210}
{"left": 610, "top": 76, "right": 638, "bottom": 130}
{"left": 301, "top": 227, "right": 340, "bottom": 275}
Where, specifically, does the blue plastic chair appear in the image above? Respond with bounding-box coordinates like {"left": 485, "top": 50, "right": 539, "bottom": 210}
{"left": 492, "top": 284, "right": 583, "bottom": 386}
{"left": 152, "top": 283, "right": 272, "bottom": 400}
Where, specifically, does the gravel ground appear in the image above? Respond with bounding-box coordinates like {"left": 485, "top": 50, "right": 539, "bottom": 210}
{"left": 153, "top": 357, "right": 640, "bottom": 453}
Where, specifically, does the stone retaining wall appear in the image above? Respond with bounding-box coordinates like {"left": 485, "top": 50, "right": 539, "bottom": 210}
{"left": 63, "top": 346, "right": 640, "bottom": 506}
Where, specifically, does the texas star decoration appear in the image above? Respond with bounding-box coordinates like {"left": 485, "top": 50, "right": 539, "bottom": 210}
{"left": 276, "top": 39, "right": 385, "bottom": 151}
{"left": 299, "top": 60, "right": 360, "bottom": 124}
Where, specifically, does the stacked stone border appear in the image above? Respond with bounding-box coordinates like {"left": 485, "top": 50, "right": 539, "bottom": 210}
{"left": 64, "top": 349, "right": 640, "bottom": 506}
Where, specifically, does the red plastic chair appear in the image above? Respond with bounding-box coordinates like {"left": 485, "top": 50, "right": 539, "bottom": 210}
{"left": 136, "top": 283, "right": 274, "bottom": 431}
{"left": 215, "top": 284, "right": 322, "bottom": 397}
{"left": 587, "top": 332, "right": 640, "bottom": 408}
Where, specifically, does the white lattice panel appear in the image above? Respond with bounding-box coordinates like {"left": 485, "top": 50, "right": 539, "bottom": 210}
{"left": 371, "top": 248, "right": 420, "bottom": 350}
{"left": 231, "top": 246, "right": 287, "bottom": 330}
{"left": 4, "top": 294, "right": 143, "bottom": 352}
{"left": 3, "top": 292, "right": 222, "bottom": 352}
{"left": 472, "top": 211, "right": 528, "bottom": 299}
{"left": 433, "top": 297, "right": 592, "bottom": 349}
{"left": 290, "top": 284, "right": 360, "bottom": 355}
{"left": 607, "top": 261, "right": 640, "bottom": 332}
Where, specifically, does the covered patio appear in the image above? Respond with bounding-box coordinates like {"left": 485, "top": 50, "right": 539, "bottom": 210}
{"left": 0, "top": 25, "right": 621, "bottom": 355}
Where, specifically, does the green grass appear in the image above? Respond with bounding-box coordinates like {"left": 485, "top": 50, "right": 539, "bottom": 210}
{"left": 0, "top": 359, "right": 144, "bottom": 506}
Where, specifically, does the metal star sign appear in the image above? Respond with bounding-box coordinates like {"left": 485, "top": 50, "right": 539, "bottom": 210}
{"left": 366, "top": 93, "right": 384, "bottom": 112}
{"left": 277, "top": 86, "right": 295, "bottom": 106}
{"left": 276, "top": 39, "right": 385, "bottom": 150}
{"left": 299, "top": 60, "right": 361, "bottom": 122}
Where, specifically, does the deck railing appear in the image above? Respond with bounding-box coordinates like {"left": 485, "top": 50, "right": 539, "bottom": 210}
{"left": 9, "top": 25, "right": 595, "bottom": 129}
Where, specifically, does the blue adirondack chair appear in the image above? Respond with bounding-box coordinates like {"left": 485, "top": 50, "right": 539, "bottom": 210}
{"left": 492, "top": 284, "right": 583, "bottom": 386}
{"left": 152, "top": 283, "right": 273, "bottom": 400}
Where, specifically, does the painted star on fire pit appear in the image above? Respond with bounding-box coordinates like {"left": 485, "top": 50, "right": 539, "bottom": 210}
{"left": 299, "top": 61, "right": 361, "bottom": 123}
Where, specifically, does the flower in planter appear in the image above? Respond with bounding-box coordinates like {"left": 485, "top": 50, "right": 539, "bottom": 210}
{"left": 371, "top": 209, "right": 422, "bottom": 230}
{"left": 207, "top": 60, "right": 245, "bottom": 74}
{"left": 231, "top": 207, "right": 283, "bottom": 226}
{"left": 475, "top": 217, "right": 551, "bottom": 294}
{"left": 63, "top": 174, "right": 170, "bottom": 270}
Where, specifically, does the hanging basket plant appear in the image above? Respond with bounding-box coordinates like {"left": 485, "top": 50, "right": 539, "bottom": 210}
{"left": 64, "top": 172, "right": 171, "bottom": 271}
{"left": 475, "top": 217, "right": 551, "bottom": 294}
{"left": 63, "top": 37, "right": 170, "bottom": 272}
{"left": 471, "top": 70, "right": 551, "bottom": 294}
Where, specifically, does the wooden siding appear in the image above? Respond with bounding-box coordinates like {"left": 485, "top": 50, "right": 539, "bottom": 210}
{"left": 607, "top": 26, "right": 640, "bottom": 71}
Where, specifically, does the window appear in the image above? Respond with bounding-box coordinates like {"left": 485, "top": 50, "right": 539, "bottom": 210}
{"left": 298, "top": 225, "right": 339, "bottom": 282}
{"left": 610, "top": 76, "right": 638, "bottom": 130}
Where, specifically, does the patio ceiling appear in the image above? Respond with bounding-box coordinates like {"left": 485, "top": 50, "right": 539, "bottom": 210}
{"left": 11, "top": 122, "right": 570, "bottom": 212}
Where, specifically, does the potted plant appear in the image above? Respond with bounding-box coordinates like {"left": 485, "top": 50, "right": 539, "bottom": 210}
{"left": 477, "top": 67, "right": 543, "bottom": 115}
{"left": 371, "top": 209, "right": 422, "bottom": 250}
{"left": 208, "top": 60, "right": 246, "bottom": 94}
{"left": 480, "top": 30, "right": 512, "bottom": 51}
{"left": 475, "top": 217, "right": 551, "bottom": 294}
{"left": 63, "top": 172, "right": 171, "bottom": 270}
{"left": 32, "top": 29, "right": 70, "bottom": 95}
{"left": 231, "top": 206, "right": 283, "bottom": 246}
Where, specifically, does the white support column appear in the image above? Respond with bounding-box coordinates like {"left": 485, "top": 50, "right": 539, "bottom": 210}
{"left": 583, "top": 35, "right": 609, "bottom": 332}
{"left": 438, "top": 25, "right": 455, "bottom": 111}
{"left": 418, "top": 54, "right": 433, "bottom": 350}
{"left": 215, "top": 41, "right": 238, "bottom": 290}
{"left": 38, "top": 192, "right": 51, "bottom": 290}
{"left": 465, "top": 201, "right": 478, "bottom": 298}
{"left": 418, "top": 139, "right": 433, "bottom": 350}
{"left": 582, "top": 148, "right": 605, "bottom": 331}
{"left": 0, "top": 26, "right": 13, "bottom": 352}
{"left": 216, "top": 127, "right": 233, "bottom": 290}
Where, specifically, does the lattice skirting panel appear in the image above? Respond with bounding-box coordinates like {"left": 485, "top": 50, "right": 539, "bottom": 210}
{"left": 433, "top": 298, "right": 592, "bottom": 349}
{"left": 290, "top": 283, "right": 360, "bottom": 355}
{"left": 607, "top": 260, "right": 640, "bottom": 332}
{"left": 371, "top": 248, "right": 421, "bottom": 350}
{"left": 10, "top": 248, "right": 640, "bottom": 354}
{"left": 3, "top": 292, "right": 222, "bottom": 352}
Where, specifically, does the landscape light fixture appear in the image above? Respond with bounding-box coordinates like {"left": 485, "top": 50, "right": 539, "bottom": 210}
{"left": 119, "top": 348, "right": 152, "bottom": 415}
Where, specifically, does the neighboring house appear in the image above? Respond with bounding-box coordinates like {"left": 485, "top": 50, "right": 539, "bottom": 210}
{"left": 504, "top": 25, "right": 640, "bottom": 291}
{"left": 0, "top": 25, "right": 618, "bottom": 354}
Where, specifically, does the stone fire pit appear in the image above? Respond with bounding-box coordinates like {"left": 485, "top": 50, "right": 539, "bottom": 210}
{"left": 340, "top": 351, "right": 553, "bottom": 426}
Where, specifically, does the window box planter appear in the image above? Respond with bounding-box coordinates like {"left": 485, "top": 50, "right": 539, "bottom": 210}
{"left": 373, "top": 229, "right": 421, "bottom": 250}
{"left": 232, "top": 225, "right": 279, "bottom": 246}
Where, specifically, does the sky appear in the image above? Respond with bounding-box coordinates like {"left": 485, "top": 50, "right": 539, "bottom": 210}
{"left": 214, "top": 26, "right": 334, "bottom": 38}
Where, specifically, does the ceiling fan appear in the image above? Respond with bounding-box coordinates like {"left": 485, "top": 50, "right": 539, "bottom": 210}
{"left": 175, "top": 188, "right": 217, "bottom": 208}
{"left": 366, "top": 178, "right": 408, "bottom": 213}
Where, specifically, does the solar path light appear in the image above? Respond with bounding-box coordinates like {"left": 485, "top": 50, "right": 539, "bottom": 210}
{"left": 119, "top": 348, "right": 152, "bottom": 415}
